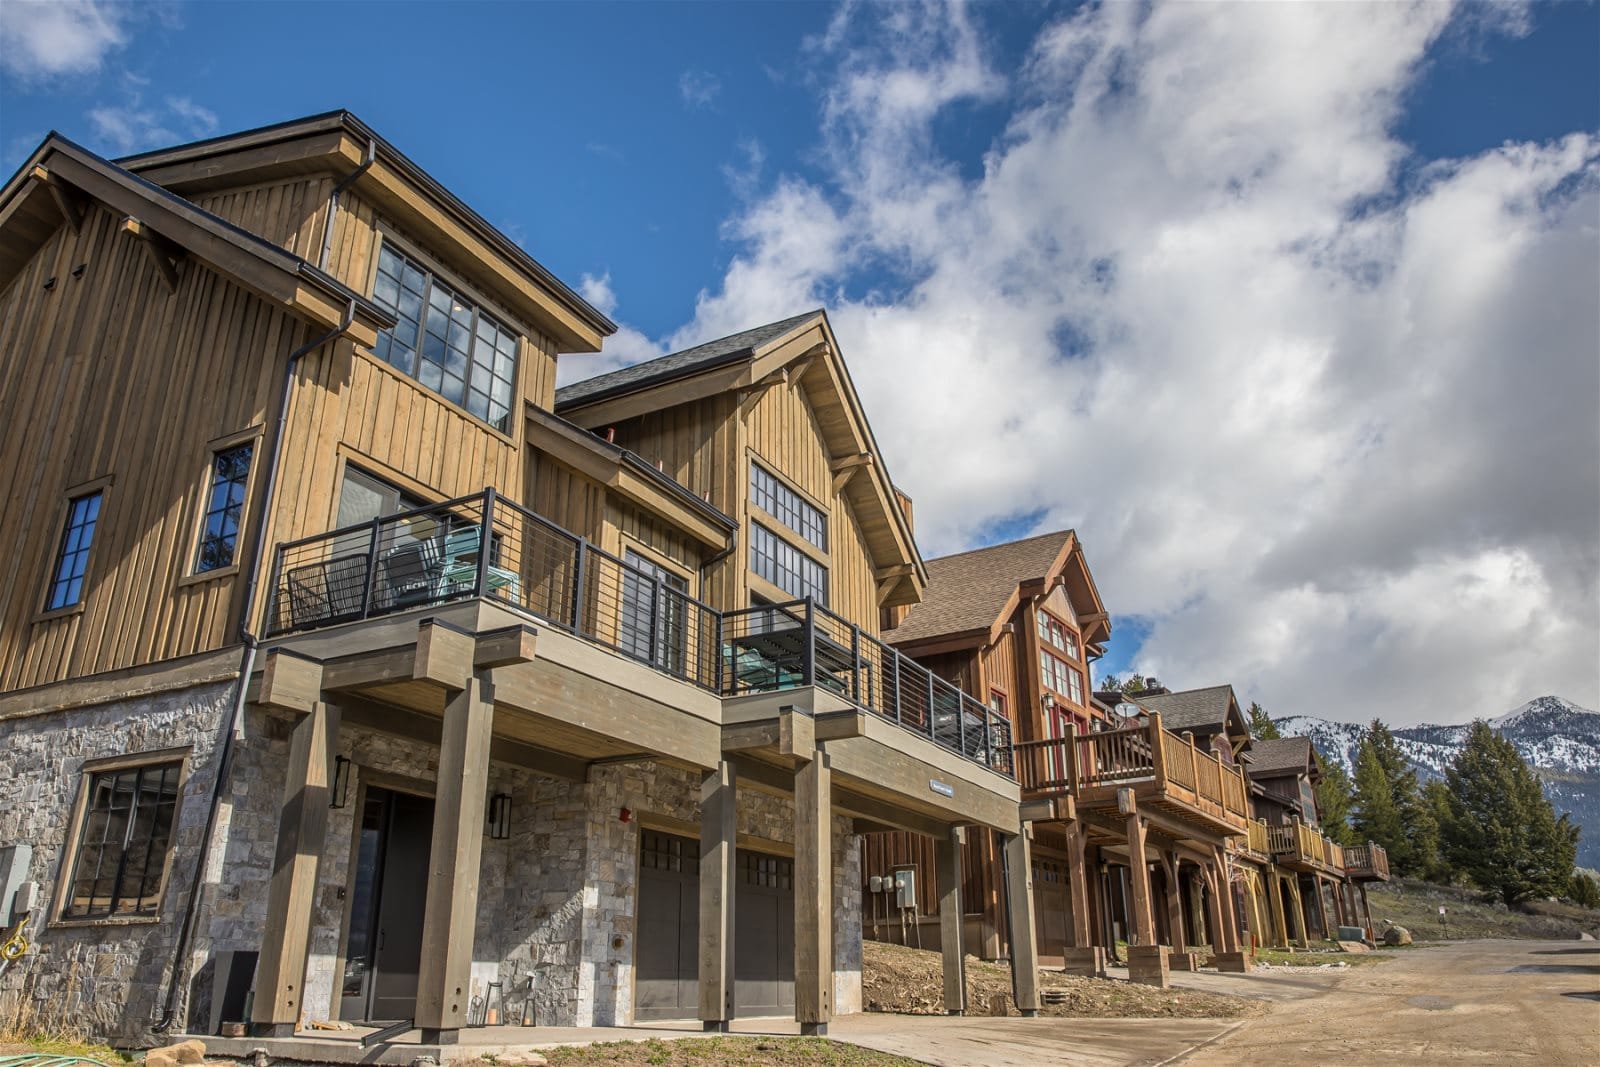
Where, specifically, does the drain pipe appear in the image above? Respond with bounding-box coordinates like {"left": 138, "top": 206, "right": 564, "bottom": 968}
{"left": 318, "top": 138, "right": 376, "bottom": 271}
{"left": 153, "top": 301, "right": 358, "bottom": 1034}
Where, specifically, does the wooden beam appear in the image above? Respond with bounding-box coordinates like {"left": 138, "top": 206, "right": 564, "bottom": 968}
{"left": 415, "top": 674, "right": 495, "bottom": 1041}
{"left": 831, "top": 453, "right": 873, "bottom": 495}
{"left": 1160, "top": 850, "right": 1186, "bottom": 952}
{"left": 120, "top": 216, "right": 183, "bottom": 290}
{"left": 256, "top": 648, "right": 323, "bottom": 715}
{"left": 873, "top": 563, "right": 917, "bottom": 582}
{"left": 1125, "top": 811, "right": 1155, "bottom": 946}
{"left": 250, "top": 701, "right": 338, "bottom": 1036}
{"left": 413, "top": 618, "right": 475, "bottom": 690}
{"left": 1003, "top": 829, "right": 1041, "bottom": 1014}
{"left": 937, "top": 826, "right": 966, "bottom": 1015}
{"left": 794, "top": 751, "right": 833, "bottom": 1032}
{"left": 1065, "top": 822, "right": 1094, "bottom": 950}
{"left": 876, "top": 574, "right": 903, "bottom": 607}
{"left": 698, "top": 762, "right": 737, "bottom": 1027}
{"left": 475, "top": 624, "right": 537, "bottom": 668}
{"left": 722, "top": 720, "right": 783, "bottom": 752}
{"left": 31, "top": 165, "right": 85, "bottom": 232}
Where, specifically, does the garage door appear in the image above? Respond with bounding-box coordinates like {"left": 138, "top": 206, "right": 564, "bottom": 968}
{"left": 1033, "top": 858, "right": 1069, "bottom": 963}
{"left": 634, "top": 831, "right": 795, "bottom": 1021}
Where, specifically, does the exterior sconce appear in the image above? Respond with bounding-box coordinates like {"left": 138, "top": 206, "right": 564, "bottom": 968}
{"left": 330, "top": 756, "right": 352, "bottom": 809}
{"left": 488, "top": 793, "right": 512, "bottom": 839}
{"left": 619, "top": 807, "right": 633, "bottom": 824}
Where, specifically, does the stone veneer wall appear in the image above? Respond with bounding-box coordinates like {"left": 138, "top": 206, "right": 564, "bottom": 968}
{"left": 3, "top": 688, "right": 868, "bottom": 1041}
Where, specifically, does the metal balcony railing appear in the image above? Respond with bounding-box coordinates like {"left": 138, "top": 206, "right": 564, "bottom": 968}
{"left": 263, "top": 492, "right": 1014, "bottom": 778}
{"left": 722, "top": 598, "right": 1015, "bottom": 778}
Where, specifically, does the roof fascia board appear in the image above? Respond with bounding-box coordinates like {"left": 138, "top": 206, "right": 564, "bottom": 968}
{"left": 559, "top": 360, "right": 756, "bottom": 429}
{"left": 890, "top": 629, "right": 989, "bottom": 657}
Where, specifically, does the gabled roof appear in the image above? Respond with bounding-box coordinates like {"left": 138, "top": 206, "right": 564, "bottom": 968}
{"left": 0, "top": 133, "right": 393, "bottom": 342}
{"left": 555, "top": 310, "right": 821, "bottom": 409}
{"left": 1244, "top": 736, "right": 1323, "bottom": 782}
{"left": 556, "top": 310, "right": 928, "bottom": 605}
{"left": 889, "top": 530, "right": 1074, "bottom": 645}
{"left": 1138, "top": 684, "right": 1252, "bottom": 753}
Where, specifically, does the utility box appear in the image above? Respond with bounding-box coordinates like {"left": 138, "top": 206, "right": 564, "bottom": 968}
{"left": 892, "top": 867, "right": 917, "bottom": 910}
{"left": 0, "top": 844, "right": 33, "bottom": 925}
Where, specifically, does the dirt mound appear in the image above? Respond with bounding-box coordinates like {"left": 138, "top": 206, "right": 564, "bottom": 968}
{"left": 861, "top": 941, "right": 1259, "bottom": 1019}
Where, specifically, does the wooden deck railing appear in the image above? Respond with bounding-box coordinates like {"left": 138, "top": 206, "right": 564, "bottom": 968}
{"left": 1246, "top": 819, "right": 1270, "bottom": 855}
{"left": 1342, "top": 842, "right": 1391, "bottom": 880}
{"left": 1012, "top": 713, "right": 1251, "bottom": 831}
{"left": 1265, "top": 819, "right": 1350, "bottom": 872}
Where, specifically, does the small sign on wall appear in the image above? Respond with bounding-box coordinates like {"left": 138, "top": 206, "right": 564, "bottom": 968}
{"left": 929, "top": 779, "right": 954, "bottom": 797}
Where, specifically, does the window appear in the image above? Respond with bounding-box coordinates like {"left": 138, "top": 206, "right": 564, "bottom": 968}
{"left": 619, "top": 549, "right": 689, "bottom": 674}
{"left": 63, "top": 759, "right": 182, "bottom": 919}
{"left": 370, "top": 243, "right": 519, "bottom": 432}
{"left": 46, "top": 492, "right": 103, "bottom": 611}
{"left": 750, "top": 464, "right": 827, "bottom": 550}
{"left": 750, "top": 523, "right": 828, "bottom": 605}
{"left": 195, "top": 443, "right": 254, "bottom": 572}
{"left": 989, "top": 690, "right": 1008, "bottom": 719}
{"left": 1036, "top": 609, "right": 1079, "bottom": 659}
{"left": 1039, "top": 649, "right": 1084, "bottom": 704}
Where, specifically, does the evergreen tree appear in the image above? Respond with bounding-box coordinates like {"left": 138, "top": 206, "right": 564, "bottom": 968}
{"left": 1354, "top": 721, "right": 1439, "bottom": 877}
{"left": 1421, "top": 780, "right": 1457, "bottom": 883}
{"left": 1317, "top": 760, "right": 1355, "bottom": 844}
{"left": 1248, "top": 701, "right": 1281, "bottom": 741}
{"left": 1101, "top": 674, "right": 1160, "bottom": 695}
{"left": 1351, "top": 738, "right": 1404, "bottom": 857}
{"left": 1569, "top": 871, "right": 1600, "bottom": 910}
{"left": 1439, "top": 721, "right": 1580, "bottom": 907}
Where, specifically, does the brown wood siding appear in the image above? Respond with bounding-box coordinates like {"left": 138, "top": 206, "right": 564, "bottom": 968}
{"left": 982, "top": 628, "right": 1021, "bottom": 727}
{"left": 0, "top": 205, "right": 306, "bottom": 690}
{"left": 191, "top": 176, "right": 332, "bottom": 262}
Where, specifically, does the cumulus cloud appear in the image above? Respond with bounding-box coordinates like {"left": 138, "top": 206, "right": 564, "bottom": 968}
{"left": 0, "top": 0, "right": 130, "bottom": 81}
{"left": 586, "top": 0, "right": 1599, "bottom": 723}
{"left": 558, "top": 273, "right": 667, "bottom": 385}
{"left": 87, "top": 88, "right": 218, "bottom": 154}
{"left": 679, "top": 68, "right": 722, "bottom": 109}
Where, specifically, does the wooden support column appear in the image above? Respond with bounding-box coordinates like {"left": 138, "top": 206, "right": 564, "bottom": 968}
{"left": 1202, "top": 865, "right": 1225, "bottom": 950}
{"left": 1064, "top": 824, "right": 1092, "bottom": 948}
{"left": 936, "top": 826, "right": 966, "bottom": 1015}
{"left": 699, "top": 761, "right": 737, "bottom": 1029}
{"left": 251, "top": 700, "right": 339, "bottom": 1037}
{"left": 1287, "top": 877, "right": 1308, "bottom": 947}
{"left": 416, "top": 674, "right": 495, "bottom": 1043}
{"left": 1213, "top": 849, "right": 1239, "bottom": 954}
{"left": 1002, "top": 829, "right": 1040, "bottom": 1015}
{"left": 1123, "top": 813, "right": 1155, "bottom": 946}
{"left": 1267, "top": 870, "right": 1290, "bottom": 947}
{"left": 794, "top": 752, "right": 832, "bottom": 1034}
{"left": 1160, "top": 851, "right": 1186, "bottom": 951}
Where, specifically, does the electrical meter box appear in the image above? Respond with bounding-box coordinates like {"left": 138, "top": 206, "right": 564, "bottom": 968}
{"left": 893, "top": 868, "right": 916, "bottom": 909}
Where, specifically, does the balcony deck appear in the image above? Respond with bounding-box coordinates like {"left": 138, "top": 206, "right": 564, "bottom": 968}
{"left": 1266, "top": 821, "right": 1347, "bottom": 876}
{"left": 1340, "top": 842, "right": 1391, "bottom": 881}
{"left": 1010, "top": 712, "right": 1252, "bottom": 837}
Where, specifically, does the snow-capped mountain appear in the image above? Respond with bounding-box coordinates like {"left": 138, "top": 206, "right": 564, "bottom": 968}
{"left": 1274, "top": 696, "right": 1600, "bottom": 869}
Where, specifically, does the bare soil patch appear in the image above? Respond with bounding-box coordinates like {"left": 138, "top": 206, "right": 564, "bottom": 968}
{"left": 539, "top": 1038, "right": 919, "bottom": 1066}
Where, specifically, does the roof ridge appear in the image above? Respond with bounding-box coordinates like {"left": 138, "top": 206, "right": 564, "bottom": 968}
{"left": 925, "top": 527, "right": 1074, "bottom": 565}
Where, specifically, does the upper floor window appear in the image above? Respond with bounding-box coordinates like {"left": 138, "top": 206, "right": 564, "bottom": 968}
{"left": 1039, "top": 649, "right": 1084, "bottom": 704}
{"left": 751, "top": 523, "right": 828, "bottom": 605}
{"left": 47, "top": 491, "right": 103, "bottom": 611}
{"left": 195, "top": 443, "right": 254, "bottom": 573}
{"left": 619, "top": 549, "right": 689, "bottom": 674}
{"left": 63, "top": 757, "right": 183, "bottom": 919}
{"left": 370, "top": 243, "right": 519, "bottom": 432}
{"left": 1036, "top": 609, "right": 1079, "bottom": 659}
{"left": 750, "top": 463, "right": 827, "bottom": 551}
{"left": 989, "top": 690, "right": 1008, "bottom": 719}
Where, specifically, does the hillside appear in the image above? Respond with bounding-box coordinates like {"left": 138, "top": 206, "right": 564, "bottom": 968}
{"left": 1366, "top": 879, "right": 1600, "bottom": 941}
{"left": 1274, "top": 696, "right": 1600, "bottom": 868}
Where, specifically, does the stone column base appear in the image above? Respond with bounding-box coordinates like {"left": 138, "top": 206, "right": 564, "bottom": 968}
{"left": 1213, "top": 951, "right": 1252, "bottom": 973}
{"left": 1062, "top": 946, "right": 1107, "bottom": 978}
{"left": 1167, "top": 950, "right": 1200, "bottom": 971}
{"left": 1127, "top": 945, "right": 1170, "bottom": 988}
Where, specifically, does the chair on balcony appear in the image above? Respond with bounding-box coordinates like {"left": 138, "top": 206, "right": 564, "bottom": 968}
{"left": 284, "top": 552, "right": 370, "bottom": 629}
{"left": 381, "top": 540, "right": 444, "bottom": 609}
{"left": 439, "top": 526, "right": 521, "bottom": 603}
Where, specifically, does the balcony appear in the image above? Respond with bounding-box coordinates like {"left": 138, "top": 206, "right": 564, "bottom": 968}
{"left": 263, "top": 489, "right": 1011, "bottom": 779}
{"left": 1265, "top": 820, "right": 1347, "bottom": 875}
{"left": 1010, "top": 711, "right": 1252, "bottom": 836}
{"left": 1341, "top": 842, "right": 1391, "bottom": 881}
{"left": 1230, "top": 818, "right": 1273, "bottom": 862}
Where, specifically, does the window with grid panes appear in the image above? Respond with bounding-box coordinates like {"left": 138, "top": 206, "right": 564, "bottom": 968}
{"left": 194, "top": 443, "right": 253, "bottom": 572}
{"left": 63, "top": 760, "right": 182, "bottom": 918}
{"left": 750, "top": 523, "right": 828, "bottom": 605}
{"left": 370, "top": 243, "right": 519, "bottom": 432}
{"left": 749, "top": 464, "right": 827, "bottom": 550}
{"left": 47, "top": 491, "right": 102, "bottom": 610}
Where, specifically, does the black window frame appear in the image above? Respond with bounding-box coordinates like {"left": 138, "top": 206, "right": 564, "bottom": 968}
{"left": 618, "top": 548, "right": 690, "bottom": 675}
{"left": 369, "top": 241, "right": 520, "bottom": 433}
{"left": 749, "top": 462, "right": 827, "bottom": 551}
{"left": 46, "top": 490, "right": 103, "bottom": 611}
{"left": 194, "top": 441, "right": 255, "bottom": 573}
{"left": 62, "top": 758, "right": 184, "bottom": 920}
{"left": 750, "top": 522, "right": 829, "bottom": 605}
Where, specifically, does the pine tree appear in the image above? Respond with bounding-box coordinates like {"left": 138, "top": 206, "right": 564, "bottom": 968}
{"left": 1351, "top": 738, "right": 1404, "bottom": 858}
{"left": 1248, "top": 701, "right": 1281, "bottom": 741}
{"left": 1421, "top": 780, "right": 1456, "bottom": 883}
{"left": 1569, "top": 871, "right": 1600, "bottom": 910}
{"left": 1317, "top": 760, "right": 1355, "bottom": 845}
{"left": 1355, "top": 721, "right": 1439, "bottom": 877}
{"left": 1439, "top": 721, "right": 1580, "bottom": 907}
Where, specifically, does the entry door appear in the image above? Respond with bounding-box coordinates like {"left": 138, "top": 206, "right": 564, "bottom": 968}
{"left": 364, "top": 789, "right": 435, "bottom": 1021}
{"left": 635, "top": 831, "right": 700, "bottom": 1020}
{"left": 734, "top": 851, "right": 794, "bottom": 1016}
{"left": 1032, "top": 858, "right": 1069, "bottom": 962}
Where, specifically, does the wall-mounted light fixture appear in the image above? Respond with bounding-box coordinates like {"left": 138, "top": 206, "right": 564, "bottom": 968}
{"left": 330, "top": 756, "right": 352, "bottom": 809}
{"left": 488, "top": 793, "right": 512, "bottom": 839}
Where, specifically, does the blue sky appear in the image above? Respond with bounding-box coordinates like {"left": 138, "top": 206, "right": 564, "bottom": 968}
{"left": 2, "top": 1, "right": 1596, "bottom": 720}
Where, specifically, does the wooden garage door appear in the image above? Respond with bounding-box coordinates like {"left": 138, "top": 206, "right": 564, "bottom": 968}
{"left": 634, "top": 831, "right": 795, "bottom": 1021}
{"left": 1033, "top": 858, "right": 1069, "bottom": 962}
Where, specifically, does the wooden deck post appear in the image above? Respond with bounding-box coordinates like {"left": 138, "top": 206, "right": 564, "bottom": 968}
{"left": 794, "top": 751, "right": 832, "bottom": 1034}
{"left": 251, "top": 700, "right": 339, "bottom": 1037}
{"left": 1061, "top": 823, "right": 1104, "bottom": 977}
{"left": 1002, "top": 828, "right": 1040, "bottom": 1015}
{"left": 1287, "top": 876, "right": 1309, "bottom": 948}
{"left": 416, "top": 673, "right": 495, "bottom": 1043}
{"left": 936, "top": 826, "right": 966, "bottom": 1015}
{"left": 1267, "top": 869, "right": 1289, "bottom": 947}
{"left": 1160, "top": 850, "right": 1186, "bottom": 951}
{"left": 1124, "top": 813, "right": 1155, "bottom": 946}
{"left": 699, "top": 761, "right": 737, "bottom": 1030}
{"left": 1214, "top": 849, "right": 1239, "bottom": 954}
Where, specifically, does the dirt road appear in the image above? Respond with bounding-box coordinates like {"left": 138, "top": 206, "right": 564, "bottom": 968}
{"left": 1180, "top": 940, "right": 1599, "bottom": 1066}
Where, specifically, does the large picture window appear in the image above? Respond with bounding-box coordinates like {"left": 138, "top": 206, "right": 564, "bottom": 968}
{"left": 1036, "top": 609, "right": 1080, "bottom": 659}
{"left": 194, "top": 443, "right": 254, "bottom": 573}
{"left": 750, "top": 523, "right": 828, "bottom": 605}
{"left": 1040, "top": 649, "right": 1084, "bottom": 704}
{"left": 370, "top": 243, "right": 519, "bottom": 432}
{"left": 47, "top": 491, "right": 103, "bottom": 611}
{"left": 750, "top": 464, "right": 827, "bottom": 550}
{"left": 618, "top": 549, "right": 689, "bottom": 674}
{"left": 63, "top": 759, "right": 183, "bottom": 919}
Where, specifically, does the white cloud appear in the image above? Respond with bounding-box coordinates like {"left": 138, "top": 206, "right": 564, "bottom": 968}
{"left": 558, "top": 273, "right": 666, "bottom": 386}
{"left": 0, "top": 0, "right": 130, "bottom": 81}
{"left": 679, "top": 68, "right": 722, "bottom": 109}
{"left": 584, "top": 0, "right": 1599, "bottom": 724}
{"left": 87, "top": 90, "right": 219, "bottom": 154}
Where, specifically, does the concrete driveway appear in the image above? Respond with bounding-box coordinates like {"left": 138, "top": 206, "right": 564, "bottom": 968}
{"left": 828, "top": 1013, "right": 1240, "bottom": 1067}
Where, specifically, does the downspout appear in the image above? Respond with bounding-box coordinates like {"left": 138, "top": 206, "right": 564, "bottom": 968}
{"left": 318, "top": 139, "right": 377, "bottom": 271}
{"left": 153, "top": 300, "right": 358, "bottom": 1033}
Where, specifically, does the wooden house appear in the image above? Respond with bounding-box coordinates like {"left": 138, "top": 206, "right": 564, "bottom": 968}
{"left": 0, "top": 114, "right": 1032, "bottom": 1049}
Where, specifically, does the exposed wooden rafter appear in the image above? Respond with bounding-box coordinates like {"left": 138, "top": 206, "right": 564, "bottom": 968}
{"left": 831, "top": 452, "right": 873, "bottom": 494}
{"left": 31, "top": 165, "right": 86, "bottom": 232}
{"left": 121, "top": 216, "right": 185, "bottom": 291}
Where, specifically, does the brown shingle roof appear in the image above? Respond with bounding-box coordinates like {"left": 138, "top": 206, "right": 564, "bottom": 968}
{"left": 1137, "top": 685, "right": 1238, "bottom": 733}
{"left": 1243, "top": 736, "right": 1315, "bottom": 776}
{"left": 888, "top": 530, "right": 1073, "bottom": 645}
